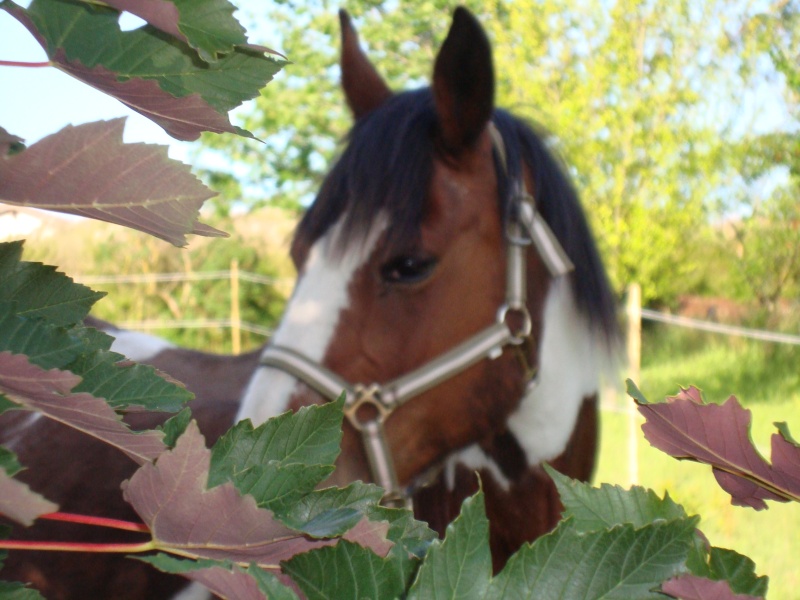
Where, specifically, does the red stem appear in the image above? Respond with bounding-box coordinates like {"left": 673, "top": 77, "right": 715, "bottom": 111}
{"left": 0, "top": 60, "right": 50, "bottom": 68}
{"left": 0, "top": 540, "right": 155, "bottom": 554}
{"left": 38, "top": 512, "right": 150, "bottom": 533}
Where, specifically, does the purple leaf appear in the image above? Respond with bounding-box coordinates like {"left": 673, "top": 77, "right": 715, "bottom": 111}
{"left": 122, "top": 422, "right": 394, "bottom": 566}
{"left": 54, "top": 57, "right": 247, "bottom": 141}
{"left": 0, "top": 352, "right": 166, "bottom": 465}
{"left": 635, "top": 386, "right": 800, "bottom": 509}
{"left": 662, "top": 574, "right": 762, "bottom": 600}
{"left": 0, "top": 120, "right": 226, "bottom": 247}
{"left": 0, "top": 467, "right": 58, "bottom": 526}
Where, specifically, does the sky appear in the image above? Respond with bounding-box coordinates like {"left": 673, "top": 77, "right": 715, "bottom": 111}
{"left": 0, "top": 8, "right": 192, "bottom": 159}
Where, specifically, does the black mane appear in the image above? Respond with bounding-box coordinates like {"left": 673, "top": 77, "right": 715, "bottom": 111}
{"left": 296, "top": 88, "right": 619, "bottom": 342}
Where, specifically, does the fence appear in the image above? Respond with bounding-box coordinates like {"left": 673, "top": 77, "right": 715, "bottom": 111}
{"left": 77, "top": 261, "right": 292, "bottom": 354}
{"left": 621, "top": 282, "right": 800, "bottom": 484}
{"left": 83, "top": 272, "right": 797, "bottom": 483}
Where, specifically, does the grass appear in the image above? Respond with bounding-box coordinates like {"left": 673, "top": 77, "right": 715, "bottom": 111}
{"left": 596, "top": 325, "right": 800, "bottom": 599}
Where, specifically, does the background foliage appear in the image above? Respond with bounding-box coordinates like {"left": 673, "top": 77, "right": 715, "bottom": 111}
{"left": 197, "top": 0, "right": 799, "bottom": 308}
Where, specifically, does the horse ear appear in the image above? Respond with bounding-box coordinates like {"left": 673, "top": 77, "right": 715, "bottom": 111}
{"left": 340, "top": 10, "right": 393, "bottom": 119}
{"left": 433, "top": 7, "right": 495, "bottom": 153}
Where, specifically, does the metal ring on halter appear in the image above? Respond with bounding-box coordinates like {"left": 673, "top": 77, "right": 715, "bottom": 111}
{"left": 496, "top": 303, "right": 532, "bottom": 345}
{"left": 344, "top": 383, "right": 391, "bottom": 430}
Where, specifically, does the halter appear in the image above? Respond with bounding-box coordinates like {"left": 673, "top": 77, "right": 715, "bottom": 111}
{"left": 258, "top": 123, "right": 573, "bottom": 507}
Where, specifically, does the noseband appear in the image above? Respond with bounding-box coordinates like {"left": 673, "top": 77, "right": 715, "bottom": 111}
{"left": 258, "top": 124, "right": 573, "bottom": 507}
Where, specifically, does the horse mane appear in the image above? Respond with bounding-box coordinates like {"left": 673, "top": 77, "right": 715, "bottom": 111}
{"left": 296, "top": 87, "right": 619, "bottom": 343}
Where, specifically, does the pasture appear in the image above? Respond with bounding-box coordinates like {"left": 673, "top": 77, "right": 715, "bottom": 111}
{"left": 598, "top": 326, "right": 800, "bottom": 599}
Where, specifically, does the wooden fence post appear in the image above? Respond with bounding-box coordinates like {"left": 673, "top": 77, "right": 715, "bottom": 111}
{"left": 626, "top": 282, "right": 642, "bottom": 485}
{"left": 230, "top": 259, "right": 241, "bottom": 355}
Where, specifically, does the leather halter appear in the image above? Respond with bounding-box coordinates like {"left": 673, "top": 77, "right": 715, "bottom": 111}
{"left": 259, "top": 123, "right": 573, "bottom": 507}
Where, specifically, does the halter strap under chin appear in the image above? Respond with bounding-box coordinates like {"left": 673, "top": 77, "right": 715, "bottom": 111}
{"left": 258, "top": 122, "right": 574, "bottom": 508}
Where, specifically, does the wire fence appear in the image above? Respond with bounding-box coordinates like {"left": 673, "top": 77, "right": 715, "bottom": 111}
{"left": 85, "top": 270, "right": 800, "bottom": 347}
{"left": 88, "top": 273, "right": 800, "bottom": 486}
{"left": 77, "top": 265, "right": 288, "bottom": 353}
{"left": 640, "top": 308, "right": 800, "bottom": 346}
{"left": 78, "top": 270, "right": 285, "bottom": 286}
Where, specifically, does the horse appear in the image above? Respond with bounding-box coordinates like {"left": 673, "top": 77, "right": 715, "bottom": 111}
{"left": 0, "top": 7, "right": 618, "bottom": 598}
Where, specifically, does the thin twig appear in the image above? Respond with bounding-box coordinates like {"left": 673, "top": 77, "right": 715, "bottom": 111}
{"left": 38, "top": 511, "right": 150, "bottom": 533}
{"left": 0, "top": 60, "right": 50, "bottom": 68}
{"left": 0, "top": 540, "right": 155, "bottom": 553}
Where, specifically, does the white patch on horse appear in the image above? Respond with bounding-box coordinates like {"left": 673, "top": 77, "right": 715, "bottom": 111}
{"left": 445, "top": 443, "right": 511, "bottom": 492}
{"left": 507, "top": 277, "right": 602, "bottom": 465}
{"left": 169, "top": 581, "right": 212, "bottom": 600}
{"left": 238, "top": 216, "right": 387, "bottom": 426}
{"left": 108, "top": 329, "right": 175, "bottom": 362}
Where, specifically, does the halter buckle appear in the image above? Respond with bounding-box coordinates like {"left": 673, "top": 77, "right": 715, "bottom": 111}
{"left": 344, "top": 383, "right": 391, "bottom": 430}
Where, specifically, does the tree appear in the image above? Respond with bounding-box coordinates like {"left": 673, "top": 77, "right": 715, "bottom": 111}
{"left": 710, "top": 0, "right": 800, "bottom": 312}
{"left": 196, "top": 0, "right": 793, "bottom": 305}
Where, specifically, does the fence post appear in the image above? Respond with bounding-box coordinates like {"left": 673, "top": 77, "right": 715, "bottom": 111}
{"left": 626, "top": 282, "right": 642, "bottom": 485}
{"left": 230, "top": 259, "right": 241, "bottom": 355}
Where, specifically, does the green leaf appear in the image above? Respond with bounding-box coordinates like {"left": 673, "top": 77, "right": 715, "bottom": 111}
{"left": 547, "top": 467, "right": 766, "bottom": 595}
{"left": 102, "top": 0, "right": 248, "bottom": 62}
{"left": 230, "top": 461, "right": 334, "bottom": 513}
{"left": 547, "top": 465, "right": 689, "bottom": 530}
{"left": 0, "top": 447, "right": 22, "bottom": 477}
{"left": 407, "top": 490, "right": 492, "bottom": 600}
{"left": 283, "top": 539, "right": 411, "bottom": 600}
{"left": 704, "top": 548, "right": 769, "bottom": 597}
{"left": 247, "top": 565, "right": 302, "bottom": 600}
{"left": 158, "top": 408, "right": 193, "bottom": 447}
{"left": 281, "top": 482, "right": 386, "bottom": 537}
{"left": 774, "top": 421, "right": 799, "bottom": 447}
{"left": 0, "top": 306, "right": 87, "bottom": 370}
{"left": 489, "top": 518, "right": 699, "bottom": 599}
{"left": 367, "top": 503, "right": 438, "bottom": 559}
{"left": 135, "top": 553, "right": 229, "bottom": 574}
{"left": 0, "top": 241, "right": 104, "bottom": 326}
{"left": 209, "top": 396, "right": 344, "bottom": 499}
{"left": 66, "top": 349, "right": 192, "bottom": 412}
{"left": 626, "top": 379, "right": 650, "bottom": 405}
{"left": 0, "top": 581, "right": 46, "bottom": 599}
{"left": 138, "top": 553, "right": 302, "bottom": 599}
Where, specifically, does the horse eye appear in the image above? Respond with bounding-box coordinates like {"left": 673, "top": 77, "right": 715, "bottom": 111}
{"left": 380, "top": 255, "right": 437, "bottom": 285}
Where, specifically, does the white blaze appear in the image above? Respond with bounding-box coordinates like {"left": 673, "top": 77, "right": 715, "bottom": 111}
{"left": 237, "top": 217, "right": 386, "bottom": 426}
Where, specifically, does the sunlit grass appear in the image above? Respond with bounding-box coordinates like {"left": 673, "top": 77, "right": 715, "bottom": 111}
{"left": 597, "top": 325, "right": 800, "bottom": 599}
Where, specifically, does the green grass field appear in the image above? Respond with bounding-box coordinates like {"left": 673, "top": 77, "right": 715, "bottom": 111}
{"left": 596, "top": 325, "right": 800, "bottom": 599}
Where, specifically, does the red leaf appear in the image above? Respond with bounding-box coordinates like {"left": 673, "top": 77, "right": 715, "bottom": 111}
{"left": 0, "top": 467, "right": 58, "bottom": 526}
{"left": 635, "top": 386, "right": 800, "bottom": 509}
{"left": 55, "top": 55, "right": 245, "bottom": 141}
{"left": 0, "top": 120, "right": 226, "bottom": 247}
{"left": 662, "top": 574, "right": 761, "bottom": 600}
{"left": 122, "top": 422, "right": 394, "bottom": 567}
{"left": 0, "top": 352, "right": 166, "bottom": 465}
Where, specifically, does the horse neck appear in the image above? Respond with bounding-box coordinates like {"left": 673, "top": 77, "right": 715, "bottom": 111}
{"left": 413, "top": 395, "right": 599, "bottom": 572}
{"left": 412, "top": 277, "right": 604, "bottom": 571}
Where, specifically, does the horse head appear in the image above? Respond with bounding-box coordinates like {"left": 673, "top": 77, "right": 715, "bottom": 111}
{"left": 238, "top": 7, "right": 619, "bottom": 567}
